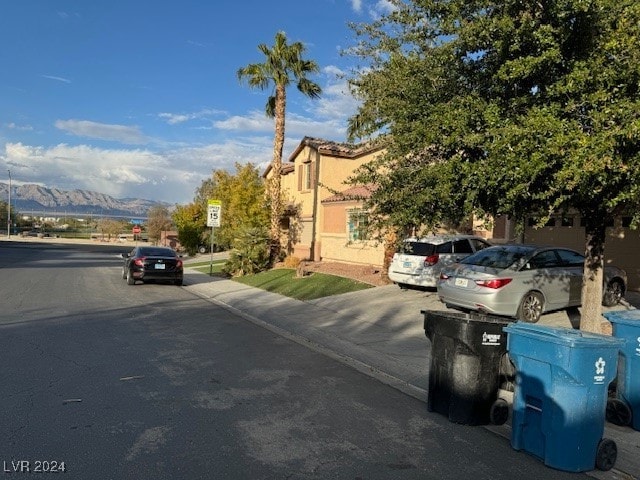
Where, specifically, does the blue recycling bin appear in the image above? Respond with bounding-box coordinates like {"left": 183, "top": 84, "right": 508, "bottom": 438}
{"left": 504, "top": 323, "right": 623, "bottom": 472}
{"left": 603, "top": 309, "right": 640, "bottom": 431}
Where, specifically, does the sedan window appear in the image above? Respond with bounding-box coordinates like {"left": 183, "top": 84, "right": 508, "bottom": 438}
{"left": 528, "top": 250, "right": 561, "bottom": 269}
{"left": 556, "top": 249, "right": 585, "bottom": 267}
{"left": 461, "top": 247, "right": 531, "bottom": 269}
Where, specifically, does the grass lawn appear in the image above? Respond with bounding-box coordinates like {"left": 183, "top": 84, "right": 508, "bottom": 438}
{"left": 187, "top": 260, "right": 226, "bottom": 274}
{"left": 232, "top": 268, "right": 373, "bottom": 301}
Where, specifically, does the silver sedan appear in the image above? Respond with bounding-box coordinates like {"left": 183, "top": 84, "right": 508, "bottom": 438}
{"left": 436, "top": 244, "right": 627, "bottom": 323}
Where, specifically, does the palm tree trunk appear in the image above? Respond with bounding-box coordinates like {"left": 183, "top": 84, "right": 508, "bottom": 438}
{"left": 269, "top": 84, "right": 287, "bottom": 262}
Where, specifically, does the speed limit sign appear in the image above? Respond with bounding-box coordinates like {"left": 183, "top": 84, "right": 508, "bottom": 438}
{"left": 207, "top": 200, "right": 221, "bottom": 227}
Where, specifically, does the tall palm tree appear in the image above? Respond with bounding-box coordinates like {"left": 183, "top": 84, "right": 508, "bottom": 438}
{"left": 238, "top": 31, "right": 322, "bottom": 262}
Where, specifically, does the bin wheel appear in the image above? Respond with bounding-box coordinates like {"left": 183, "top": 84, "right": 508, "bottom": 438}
{"left": 489, "top": 398, "right": 509, "bottom": 425}
{"left": 606, "top": 398, "right": 632, "bottom": 427}
{"left": 595, "top": 438, "right": 617, "bottom": 471}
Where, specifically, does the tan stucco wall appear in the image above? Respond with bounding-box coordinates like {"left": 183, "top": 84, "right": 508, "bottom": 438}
{"left": 320, "top": 233, "right": 385, "bottom": 267}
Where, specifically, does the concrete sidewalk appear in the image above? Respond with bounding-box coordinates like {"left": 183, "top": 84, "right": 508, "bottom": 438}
{"left": 182, "top": 268, "right": 640, "bottom": 480}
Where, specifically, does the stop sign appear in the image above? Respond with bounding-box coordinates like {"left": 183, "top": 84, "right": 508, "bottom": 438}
{"left": 132, "top": 226, "right": 141, "bottom": 234}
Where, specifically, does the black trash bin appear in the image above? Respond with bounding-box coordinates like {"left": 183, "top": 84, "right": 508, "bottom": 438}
{"left": 423, "top": 310, "right": 514, "bottom": 425}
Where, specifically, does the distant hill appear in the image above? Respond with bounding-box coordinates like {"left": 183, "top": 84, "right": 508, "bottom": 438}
{"left": 0, "top": 183, "right": 170, "bottom": 217}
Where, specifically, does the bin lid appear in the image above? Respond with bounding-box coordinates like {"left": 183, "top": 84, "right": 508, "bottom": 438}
{"left": 422, "top": 309, "right": 512, "bottom": 326}
{"left": 603, "top": 309, "right": 640, "bottom": 326}
{"left": 503, "top": 322, "right": 623, "bottom": 348}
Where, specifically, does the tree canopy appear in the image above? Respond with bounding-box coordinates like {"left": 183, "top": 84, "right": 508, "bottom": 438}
{"left": 347, "top": 0, "right": 640, "bottom": 331}
{"left": 146, "top": 205, "right": 173, "bottom": 244}
{"left": 195, "top": 163, "right": 269, "bottom": 251}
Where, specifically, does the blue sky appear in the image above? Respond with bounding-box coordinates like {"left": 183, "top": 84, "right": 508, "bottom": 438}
{"left": 0, "top": 0, "right": 392, "bottom": 204}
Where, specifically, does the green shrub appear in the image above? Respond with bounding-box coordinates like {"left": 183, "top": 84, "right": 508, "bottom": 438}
{"left": 222, "top": 227, "right": 270, "bottom": 277}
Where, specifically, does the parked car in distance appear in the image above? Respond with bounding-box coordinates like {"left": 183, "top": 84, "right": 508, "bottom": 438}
{"left": 121, "top": 246, "right": 183, "bottom": 286}
{"left": 388, "top": 234, "right": 492, "bottom": 289}
{"left": 437, "top": 244, "right": 627, "bottom": 323}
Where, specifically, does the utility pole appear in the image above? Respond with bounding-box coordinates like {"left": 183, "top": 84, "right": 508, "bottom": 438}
{"left": 7, "top": 169, "right": 11, "bottom": 237}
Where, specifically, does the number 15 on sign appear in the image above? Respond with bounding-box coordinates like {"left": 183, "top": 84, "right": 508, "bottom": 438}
{"left": 207, "top": 200, "right": 221, "bottom": 227}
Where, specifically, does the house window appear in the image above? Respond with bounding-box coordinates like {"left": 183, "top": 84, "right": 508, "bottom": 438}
{"left": 347, "top": 209, "right": 369, "bottom": 241}
{"left": 298, "top": 162, "right": 315, "bottom": 191}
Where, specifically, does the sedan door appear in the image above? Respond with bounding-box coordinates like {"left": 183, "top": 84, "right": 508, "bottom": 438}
{"left": 555, "top": 248, "right": 585, "bottom": 306}
{"left": 521, "top": 249, "right": 569, "bottom": 310}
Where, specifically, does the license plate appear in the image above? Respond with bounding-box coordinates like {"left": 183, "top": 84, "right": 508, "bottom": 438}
{"left": 154, "top": 263, "right": 166, "bottom": 270}
{"left": 403, "top": 261, "right": 413, "bottom": 268}
{"left": 454, "top": 277, "right": 468, "bottom": 287}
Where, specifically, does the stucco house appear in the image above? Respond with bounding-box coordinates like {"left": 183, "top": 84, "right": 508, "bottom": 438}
{"left": 264, "top": 137, "right": 386, "bottom": 266}
{"left": 265, "top": 136, "right": 517, "bottom": 270}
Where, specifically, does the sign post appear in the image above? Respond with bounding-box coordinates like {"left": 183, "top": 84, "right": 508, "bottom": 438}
{"left": 132, "top": 225, "right": 141, "bottom": 243}
{"left": 207, "top": 200, "right": 222, "bottom": 275}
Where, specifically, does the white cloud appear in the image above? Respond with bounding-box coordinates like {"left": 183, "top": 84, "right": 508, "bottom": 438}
{"left": 42, "top": 75, "right": 71, "bottom": 84}
{"left": 375, "top": 0, "right": 396, "bottom": 13}
{"left": 350, "top": 0, "right": 363, "bottom": 12}
{"left": 1, "top": 138, "right": 276, "bottom": 204}
{"left": 158, "top": 108, "right": 223, "bottom": 125}
{"left": 311, "top": 66, "right": 359, "bottom": 122}
{"left": 5, "top": 123, "right": 33, "bottom": 131}
{"left": 368, "top": 0, "right": 396, "bottom": 18}
{"left": 214, "top": 109, "right": 346, "bottom": 140}
{"left": 214, "top": 111, "right": 274, "bottom": 133}
{"left": 55, "top": 119, "right": 148, "bottom": 145}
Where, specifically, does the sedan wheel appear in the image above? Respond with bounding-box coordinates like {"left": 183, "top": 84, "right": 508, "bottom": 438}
{"left": 517, "top": 292, "right": 544, "bottom": 323}
{"left": 603, "top": 280, "right": 624, "bottom": 307}
{"left": 126, "top": 269, "right": 135, "bottom": 285}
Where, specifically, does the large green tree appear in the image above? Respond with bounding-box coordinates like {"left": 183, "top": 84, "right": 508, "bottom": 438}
{"left": 172, "top": 202, "right": 205, "bottom": 255}
{"left": 195, "top": 163, "right": 269, "bottom": 252}
{"left": 237, "top": 31, "right": 322, "bottom": 262}
{"left": 347, "top": 0, "right": 640, "bottom": 332}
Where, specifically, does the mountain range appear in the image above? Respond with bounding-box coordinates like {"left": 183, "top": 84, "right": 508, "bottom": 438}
{"left": 0, "top": 183, "right": 170, "bottom": 217}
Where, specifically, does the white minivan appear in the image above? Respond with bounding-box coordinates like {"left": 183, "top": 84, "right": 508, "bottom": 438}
{"left": 388, "top": 234, "right": 491, "bottom": 288}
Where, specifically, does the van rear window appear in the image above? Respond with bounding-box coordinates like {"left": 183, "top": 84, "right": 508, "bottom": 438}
{"left": 402, "top": 241, "right": 452, "bottom": 255}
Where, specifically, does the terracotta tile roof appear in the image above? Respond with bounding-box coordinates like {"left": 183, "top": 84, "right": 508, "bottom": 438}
{"left": 288, "top": 136, "right": 383, "bottom": 161}
{"left": 322, "top": 185, "right": 375, "bottom": 203}
{"left": 281, "top": 163, "right": 295, "bottom": 174}
{"left": 263, "top": 136, "right": 384, "bottom": 178}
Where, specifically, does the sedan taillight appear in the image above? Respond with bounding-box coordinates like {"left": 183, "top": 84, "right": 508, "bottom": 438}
{"left": 424, "top": 254, "right": 439, "bottom": 267}
{"left": 134, "top": 257, "right": 145, "bottom": 267}
{"left": 176, "top": 259, "right": 183, "bottom": 268}
{"left": 475, "top": 278, "right": 512, "bottom": 289}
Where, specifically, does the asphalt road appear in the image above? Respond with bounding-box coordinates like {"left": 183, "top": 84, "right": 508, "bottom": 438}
{"left": 0, "top": 242, "right": 587, "bottom": 480}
